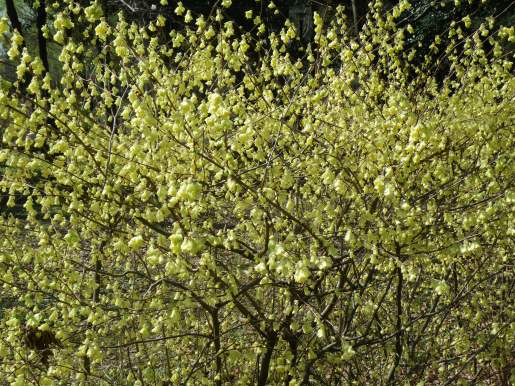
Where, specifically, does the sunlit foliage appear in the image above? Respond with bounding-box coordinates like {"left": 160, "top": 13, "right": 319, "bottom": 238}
{"left": 0, "top": 1, "right": 513, "bottom": 385}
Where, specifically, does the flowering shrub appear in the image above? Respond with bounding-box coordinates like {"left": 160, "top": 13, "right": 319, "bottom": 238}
{"left": 0, "top": 1, "right": 513, "bottom": 385}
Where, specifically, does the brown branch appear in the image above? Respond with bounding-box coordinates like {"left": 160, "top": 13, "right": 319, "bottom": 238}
{"left": 101, "top": 332, "right": 211, "bottom": 349}
{"left": 387, "top": 264, "right": 404, "bottom": 385}
{"left": 211, "top": 306, "right": 223, "bottom": 386}
{"left": 257, "top": 331, "right": 278, "bottom": 386}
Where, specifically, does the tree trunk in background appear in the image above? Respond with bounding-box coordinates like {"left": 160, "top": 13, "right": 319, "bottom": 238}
{"left": 5, "top": 0, "right": 24, "bottom": 37}
{"left": 36, "top": 0, "right": 49, "bottom": 74}
{"left": 351, "top": 0, "right": 359, "bottom": 34}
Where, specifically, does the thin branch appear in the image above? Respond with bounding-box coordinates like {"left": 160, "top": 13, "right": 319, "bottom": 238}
{"left": 101, "top": 332, "right": 211, "bottom": 349}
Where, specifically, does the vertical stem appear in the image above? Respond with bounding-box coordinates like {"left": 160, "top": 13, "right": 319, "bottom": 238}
{"left": 211, "top": 306, "right": 222, "bottom": 386}
{"left": 387, "top": 265, "right": 404, "bottom": 384}
{"left": 283, "top": 328, "right": 299, "bottom": 386}
{"left": 162, "top": 325, "right": 172, "bottom": 381}
{"left": 93, "top": 259, "right": 102, "bottom": 303}
{"left": 257, "top": 332, "right": 278, "bottom": 386}
{"left": 83, "top": 353, "right": 91, "bottom": 377}
{"left": 86, "top": 251, "right": 102, "bottom": 377}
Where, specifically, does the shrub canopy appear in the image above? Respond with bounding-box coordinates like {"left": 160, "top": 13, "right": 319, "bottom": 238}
{"left": 0, "top": 1, "right": 514, "bottom": 385}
